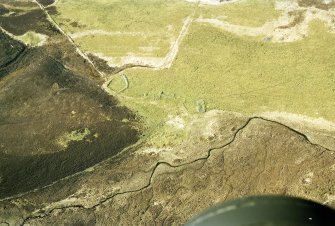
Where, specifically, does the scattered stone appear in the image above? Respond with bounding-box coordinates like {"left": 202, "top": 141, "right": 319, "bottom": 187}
{"left": 51, "top": 82, "right": 59, "bottom": 91}
{"left": 196, "top": 99, "right": 206, "bottom": 113}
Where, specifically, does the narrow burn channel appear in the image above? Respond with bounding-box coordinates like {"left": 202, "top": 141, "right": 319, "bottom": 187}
{"left": 0, "top": 31, "right": 26, "bottom": 79}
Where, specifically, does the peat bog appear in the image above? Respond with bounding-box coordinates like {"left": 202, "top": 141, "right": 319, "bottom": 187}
{"left": 0, "top": 26, "right": 140, "bottom": 198}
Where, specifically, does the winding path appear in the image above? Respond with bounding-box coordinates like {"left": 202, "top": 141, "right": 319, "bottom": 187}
{"left": 197, "top": 5, "right": 335, "bottom": 42}
{"left": 69, "top": 30, "right": 149, "bottom": 39}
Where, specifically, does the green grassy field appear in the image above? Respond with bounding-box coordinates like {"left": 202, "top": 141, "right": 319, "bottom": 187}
{"left": 56, "top": 128, "right": 91, "bottom": 148}
{"left": 75, "top": 33, "right": 170, "bottom": 57}
{"left": 198, "top": 0, "right": 281, "bottom": 27}
{"left": 121, "top": 20, "right": 335, "bottom": 122}
{"left": 16, "top": 31, "right": 45, "bottom": 46}
{"left": 54, "top": 0, "right": 196, "bottom": 58}
{"left": 55, "top": 0, "right": 194, "bottom": 33}
{"left": 54, "top": 0, "right": 335, "bottom": 138}
{"left": 54, "top": 0, "right": 281, "bottom": 60}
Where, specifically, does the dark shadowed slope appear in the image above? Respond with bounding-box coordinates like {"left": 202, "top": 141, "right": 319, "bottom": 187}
{"left": 0, "top": 29, "right": 140, "bottom": 199}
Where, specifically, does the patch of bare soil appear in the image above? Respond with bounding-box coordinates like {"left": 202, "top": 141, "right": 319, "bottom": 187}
{"left": 278, "top": 10, "right": 306, "bottom": 29}
{"left": 298, "top": 0, "right": 335, "bottom": 10}
{"left": 87, "top": 53, "right": 119, "bottom": 74}
{"left": 197, "top": 0, "right": 335, "bottom": 42}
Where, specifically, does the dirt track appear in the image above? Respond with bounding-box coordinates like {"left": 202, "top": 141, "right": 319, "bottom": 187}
{"left": 197, "top": 1, "right": 335, "bottom": 42}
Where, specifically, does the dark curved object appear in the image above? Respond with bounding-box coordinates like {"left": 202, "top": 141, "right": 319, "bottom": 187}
{"left": 185, "top": 196, "right": 335, "bottom": 226}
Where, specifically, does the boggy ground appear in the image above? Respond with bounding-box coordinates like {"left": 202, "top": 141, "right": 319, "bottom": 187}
{"left": 0, "top": 26, "right": 140, "bottom": 199}
{"left": 0, "top": 111, "right": 334, "bottom": 225}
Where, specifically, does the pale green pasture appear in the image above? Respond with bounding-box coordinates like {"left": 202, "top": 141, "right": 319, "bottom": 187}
{"left": 122, "top": 20, "right": 335, "bottom": 122}
{"left": 75, "top": 33, "right": 171, "bottom": 57}
{"left": 198, "top": 0, "right": 281, "bottom": 27}
{"left": 54, "top": 0, "right": 196, "bottom": 57}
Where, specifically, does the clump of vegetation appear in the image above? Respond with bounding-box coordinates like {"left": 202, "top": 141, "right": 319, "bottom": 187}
{"left": 196, "top": 99, "right": 206, "bottom": 113}
{"left": 279, "top": 10, "right": 306, "bottom": 29}
{"left": 0, "top": 4, "right": 10, "bottom": 16}
{"left": 56, "top": 128, "right": 91, "bottom": 148}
